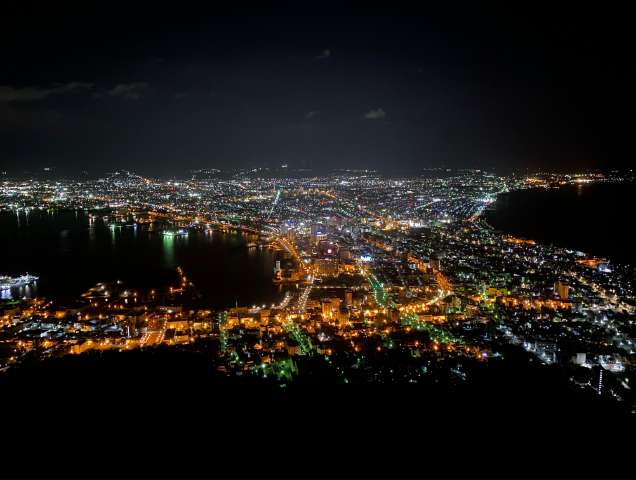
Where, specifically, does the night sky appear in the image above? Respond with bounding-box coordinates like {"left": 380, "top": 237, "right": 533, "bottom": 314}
{"left": 1, "top": 3, "right": 631, "bottom": 177}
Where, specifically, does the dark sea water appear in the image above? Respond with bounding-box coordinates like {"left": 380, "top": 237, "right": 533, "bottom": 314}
{"left": 485, "top": 181, "right": 635, "bottom": 265}
{"left": 0, "top": 210, "right": 283, "bottom": 307}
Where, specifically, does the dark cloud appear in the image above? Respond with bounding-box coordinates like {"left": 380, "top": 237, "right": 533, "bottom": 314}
{"left": 305, "top": 111, "right": 319, "bottom": 119}
{"left": 314, "top": 49, "right": 331, "bottom": 60}
{"left": 108, "top": 83, "right": 148, "bottom": 100}
{"left": 0, "top": 82, "right": 93, "bottom": 103}
{"left": 364, "top": 108, "right": 386, "bottom": 120}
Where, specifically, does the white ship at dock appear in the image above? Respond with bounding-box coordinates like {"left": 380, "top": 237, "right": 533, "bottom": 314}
{"left": 0, "top": 274, "right": 39, "bottom": 290}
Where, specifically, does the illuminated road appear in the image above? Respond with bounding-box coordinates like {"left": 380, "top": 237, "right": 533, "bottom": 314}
{"left": 275, "top": 291, "right": 293, "bottom": 309}
{"left": 283, "top": 320, "right": 314, "bottom": 355}
{"left": 566, "top": 271, "right": 634, "bottom": 313}
{"left": 415, "top": 198, "right": 441, "bottom": 210}
{"left": 426, "top": 289, "right": 450, "bottom": 307}
{"left": 367, "top": 273, "right": 396, "bottom": 309}
{"left": 294, "top": 284, "right": 313, "bottom": 312}
{"left": 434, "top": 270, "right": 452, "bottom": 294}
{"left": 266, "top": 188, "right": 282, "bottom": 219}
{"left": 366, "top": 272, "right": 463, "bottom": 345}
{"left": 140, "top": 318, "right": 166, "bottom": 346}
{"left": 276, "top": 235, "right": 308, "bottom": 275}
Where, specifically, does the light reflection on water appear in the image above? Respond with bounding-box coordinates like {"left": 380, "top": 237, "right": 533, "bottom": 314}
{"left": 1, "top": 283, "right": 38, "bottom": 300}
{"left": 162, "top": 234, "right": 175, "bottom": 267}
{"left": 0, "top": 210, "right": 283, "bottom": 309}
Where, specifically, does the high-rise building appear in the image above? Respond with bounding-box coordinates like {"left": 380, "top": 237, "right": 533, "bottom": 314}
{"left": 575, "top": 352, "right": 587, "bottom": 365}
{"left": 339, "top": 248, "right": 352, "bottom": 260}
{"left": 318, "top": 240, "right": 338, "bottom": 257}
{"left": 344, "top": 290, "right": 353, "bottom": 307}
{"left": 314, "top": 259, "right": 339, "bottom": 276}
{"left": 337, "top": 306, "right": 349, "bottom": 326}
{"left": 321, "top": 298, "right": 341, "bottom": 319}
{"left": 554, "top": 280, "right": 570, "bottom": 300}
{"left": 311, "top": 224, "right": 323, "bottom": 236}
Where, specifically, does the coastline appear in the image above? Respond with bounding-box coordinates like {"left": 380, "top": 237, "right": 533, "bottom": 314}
{"left": 483, "top": 180, "right": 634, "bottom": 266}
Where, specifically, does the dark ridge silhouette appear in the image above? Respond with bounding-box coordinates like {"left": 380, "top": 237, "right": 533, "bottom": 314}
{"left": 1, "top": 347, "right": 633, "bottom": 478}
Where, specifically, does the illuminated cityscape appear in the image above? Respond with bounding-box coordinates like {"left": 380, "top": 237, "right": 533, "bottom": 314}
{"left": 2, "top": 3, "right": 634, "bottom": 478}
{"left": 1, "top": 169, "right": 634, "bottom": 409}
